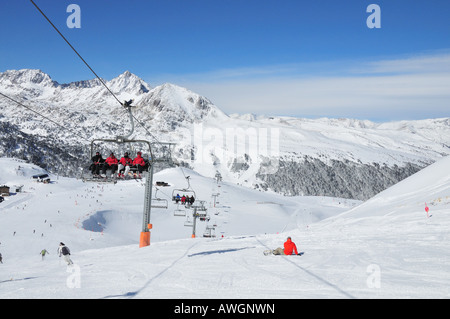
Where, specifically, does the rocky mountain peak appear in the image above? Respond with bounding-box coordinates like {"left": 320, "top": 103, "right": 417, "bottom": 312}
{"left": 107, "top": 70, "right": 151, "bottom": 95}
{"left": 0, "top": 69, "right": 57, "bottom": 87}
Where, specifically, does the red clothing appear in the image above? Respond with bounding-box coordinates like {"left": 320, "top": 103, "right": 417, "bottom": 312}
{"left": 119, "top": 157, "right": 132, "bottom": 166}
{"left": 105, "top": 156, "right": 118, "bottom": 165}
{"left": 283, "top": 238, "right": 298, "bottom": 255}
{"left": 133, "top": 155, "right": 146, "bottom": 166}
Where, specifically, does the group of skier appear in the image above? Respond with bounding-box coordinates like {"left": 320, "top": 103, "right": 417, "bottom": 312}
{"left": 42, "top": 242, "right": 73, "bottom": 264}
{"left": 90, "top": 151, "right": 148, "bottom": 179}
{"left": 1, "top": 237, "right": 301, "bottom": 268}
{"left": 174, "top": 193, "right": 195, "bottom": 206}
{"left": 40, "top": 242, "right": 73, "bottom": 264}
{"left": 0, "top": 242, "right": 73, "bottom": 265}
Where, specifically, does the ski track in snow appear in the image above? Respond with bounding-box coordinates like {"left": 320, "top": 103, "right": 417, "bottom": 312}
{"left": 0, "top": 157, "right": 450, "bottom": 299}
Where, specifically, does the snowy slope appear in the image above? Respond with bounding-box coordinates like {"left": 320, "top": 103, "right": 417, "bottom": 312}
{"left": 0, "top": 156, "right": 449, "bottom": 299}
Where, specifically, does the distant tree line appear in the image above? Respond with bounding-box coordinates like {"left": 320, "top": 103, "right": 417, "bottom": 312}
{"left": 256, "top": 155, "right": 423, "bottom": 200}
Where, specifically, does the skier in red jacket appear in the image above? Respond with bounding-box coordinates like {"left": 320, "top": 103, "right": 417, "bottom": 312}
{"left": 272, "top": 237, "right": 299, "bottom": 255}
{"left": 132, "top": 151, "right": 146, "bottom": 177}
{"left": 102, "top": 153, "right": 119, "bottom": 176}
{"left": 118, "top": 152, "right": 132, "bottom": 178}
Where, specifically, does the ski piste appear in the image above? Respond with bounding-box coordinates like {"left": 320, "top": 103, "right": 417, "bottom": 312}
{"left": 263, "top": 250, "right": 304, "bottom": 256}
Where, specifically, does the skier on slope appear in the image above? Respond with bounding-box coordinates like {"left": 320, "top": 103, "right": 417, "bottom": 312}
{"left": 271, "top": 237, "right": 300, "bottom": 256}
{"left": 40, "top": 249, "right": 49, "bottom": 261}
{"left": 58, "top": 242, "right": 73, "bottom": 265}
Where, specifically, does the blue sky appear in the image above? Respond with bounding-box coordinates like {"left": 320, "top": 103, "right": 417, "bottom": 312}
{"left": 1, "top": 0, "right": 449, "bottom": 121}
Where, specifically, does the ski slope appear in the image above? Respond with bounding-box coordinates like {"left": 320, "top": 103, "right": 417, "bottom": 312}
{"left": 0, "top": 156, "right": 449, "bottom": 299}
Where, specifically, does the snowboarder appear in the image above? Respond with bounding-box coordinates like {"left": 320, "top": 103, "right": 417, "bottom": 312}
{"left": 267, "top": 237, "right": 301, "bottom": 256}
{"left": 40, "top": 249, "right": 49, "bottom": 261}
{"left": 58, "top": 242, "right": 73, "bottom": 265}
{"left": 0, "top": 253, "right": 2, "bottom": 264}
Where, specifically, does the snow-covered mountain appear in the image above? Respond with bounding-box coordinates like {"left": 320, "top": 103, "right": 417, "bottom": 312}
{"left": 1, "top": 69, "right": 449, "bottom": 199}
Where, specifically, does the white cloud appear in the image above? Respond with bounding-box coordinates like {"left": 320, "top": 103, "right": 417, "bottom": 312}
{"left": 361, "top": 52, "right": 450, "bottom": 75}
{"left": 152, "top": 52, "right": 450, "bottom": 121}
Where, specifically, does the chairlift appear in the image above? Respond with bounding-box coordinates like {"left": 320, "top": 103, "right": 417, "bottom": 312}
{"left": 174, "top": 205, "right": 186, "bottom": 217}
{"left": 203, "top": 225, "right": 216, "bottom": 238}
{"left": 81, "top": 100, "right": 158, "bottom": 184}
{"left": 198, "top": 211, "right": 210, "bottom": 222}
{"left": 172, "top": 175, "right": 196, "bottom": 203}
{"left": 151, "top": 199, "right": 168, "bottom": 209}
{"left": 184, "top": 216, "right": 193, "bottom": 227}
{"left": 191, "top": 200, "right": 207, "bottom": 212}
{"left": 192, "top": 201, "right": 209, "bottom": 221}
{"left": 81, "top": 138, "right": 153, "bottom": 184}
{"left": 151, "top": 188, "right": 168, "bottom": 209}
{"left": 81, "top": 168, "right": 118, "bottom": 184}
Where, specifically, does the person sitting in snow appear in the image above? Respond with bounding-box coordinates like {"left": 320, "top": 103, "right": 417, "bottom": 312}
{"left": 272, "top": 237, "right": 299, "bottom": 255}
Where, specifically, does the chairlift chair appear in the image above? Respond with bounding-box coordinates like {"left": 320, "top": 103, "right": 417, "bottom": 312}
{"left": 203, "top": 225, "right": 216, "bottom": 238}
{"left": 171, "top": 189, "right": 196, "bottom": 203}
{"left": 191, "top": 200, "right": 207, "bottom": 212}
{"left": 151, "top": 198, "right": 168, "bottom": 209}
{"left": 171, "top": 175, "right": 196, "bottom": 203}
{"left": 82, "top": 137, "right": 153, "bottom": 184}
{"left": 184, "top": 217, "right": 193, "bottom": 227}
{"left": 151, "top": 188, "right": 168, "bottom": 209}
{"left": 174, "top": 205, "right": 186, "bottom": 217}
{"left": 81, "top": 168, "right": 118, "bottom": 184}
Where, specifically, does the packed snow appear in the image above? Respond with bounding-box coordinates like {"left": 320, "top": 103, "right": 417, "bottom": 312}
{"left": 0, "top": 156, "right": 449, "bottom": 299}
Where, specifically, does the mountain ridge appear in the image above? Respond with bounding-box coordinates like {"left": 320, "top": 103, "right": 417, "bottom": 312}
{"left": 1, "top": 68, "right": 449, "bottom": 199}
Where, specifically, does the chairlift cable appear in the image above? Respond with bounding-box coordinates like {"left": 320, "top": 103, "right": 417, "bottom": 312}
{"left": 0, "top": 92, "right": 93, "bottom": 144}
{"left": 29, "top": 0, "right": 123, "bottom": 107}
{"left": 30, "top": 0, "right": 168, "bottom": 149}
